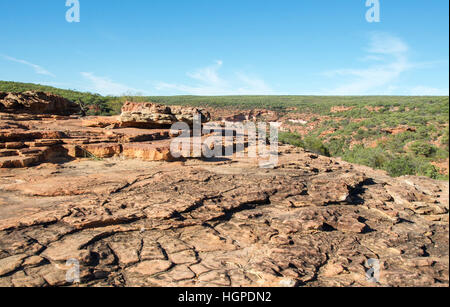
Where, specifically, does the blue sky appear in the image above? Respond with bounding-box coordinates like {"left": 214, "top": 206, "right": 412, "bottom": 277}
{"left": 0, "top": 0, "right": 448, "bottom": 96}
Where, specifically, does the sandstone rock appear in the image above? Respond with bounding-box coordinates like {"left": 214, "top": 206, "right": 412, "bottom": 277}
{"left": 0, "top": 112, "right": 181, "bottom": 168}
{"left": 111, "top": 128, "right": 171, "bottom": 143}
{"left": 0, "top": 254, "right": 27, "bottom": 276}
{"left": 170, "top": 105, "right": 211, "bottom": 124}
{"left": 120, "top": 101, "right": 210, "bottom": 128}
{"left": 127, "top": 260, "right": 173, "bottom": 276}
{"left": 0, "top": 155, "right": 39, "bottom": 168}
{"left": 164, "top": 265, "right": 196, "bottom": 281}
{"left": 321, "top": 263, "right": 346, "bottom": 278}
{"left": 122, "top": 142, "right": 174, "bottom": 161}
{"left": 78, "top": 143, "right": 122, "bottom": 159}
{"left": 140, "top": 242, "right": 166, "bottom": 261}
{"left": 170, "top": 250, "right": 197, "bottom": 264}
{"left": 23, "top": 256, "right": 46, "bottom": 267}
{"left": 11, "top": 271, "right": 46, "bottom": 287}
{"left": 0, "top": 149, "right": 18, "bottom": 157}
{"left": 4, "top": 142, "right": 26, "bottom": 149}
{"left": 335, "top": 216, "right": 367, "bottom": 233}
{"left": 108, "top": 235, "right": 142, "bottom": 266}
{"left": 81, "top": 116, "right": 121, "bottom": 128}
{"left": 0, "top": 91, "right": 80, "bottom": 115}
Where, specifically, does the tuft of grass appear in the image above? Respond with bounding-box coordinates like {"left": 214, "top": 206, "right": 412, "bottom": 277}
{"left": 76, "top": 146, "right": 103, "bottom": 161}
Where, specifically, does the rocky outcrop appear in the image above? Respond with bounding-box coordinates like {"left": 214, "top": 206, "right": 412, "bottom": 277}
{"left": 170, "top": 105, "right": 211, "bottom": 124}
{"left": 215, "top": 109, "right": 279, "bottom": 123}
{"left": 0, "top": 92, "right": 81, "bottom": 116}
{"left": 120, "top": 101, "right": 210, "bottom": 128}
{"left": 0, "top": 99, "right": 218, "bottom": 168}
{"left": 0, "top": 113, "right": 180, "bottom": 168}
{"left": 0, "top": 146, "right": 448, "bottom": 287}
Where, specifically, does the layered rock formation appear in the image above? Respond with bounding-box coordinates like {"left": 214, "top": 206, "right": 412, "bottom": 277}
{"left": 0, "top": 112, "right": 178, "bottom": 168}
{"left": 0, "top": 96, "right": 215, "bottom": 168}
{"left": 120, "top": 101, "right": 211, "bottom": 128}
{"left": 0, "top": 92, "right": 80, "bottom": 116}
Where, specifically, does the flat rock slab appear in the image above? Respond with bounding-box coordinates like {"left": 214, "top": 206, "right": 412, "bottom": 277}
{"left": 0, "top": 147, "right": 448, "bottom": 287}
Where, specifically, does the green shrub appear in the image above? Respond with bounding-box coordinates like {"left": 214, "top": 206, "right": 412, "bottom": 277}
{"left": 416, "top": 163, "right": 440, "bottom": 179}
{"left": 278, "top": 133, "right": 330, "bottom": 157}
{"left": 409, "top": 141, "right": 437, "bottom": 158}
{"left": 303, "top": 136, "right": 330, "bottom": 157}
{"left": 279, "top": 132, "right": 304, "bottom": 148}
{"left": 343, "top": 146, "right": 390, "bottom": 169}
{"left": 327, "top": 137, "right": 347, "bottom": 156}
{"left": 441, "top": 130, "right": 449, "bottom": 150}
{"left": 384, "top": 157, "right": 417, "bottom": 177}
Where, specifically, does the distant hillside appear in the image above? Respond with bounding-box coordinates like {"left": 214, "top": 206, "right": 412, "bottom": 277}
{"left": 1, "top": 80, "right": 449, "bottom": 116}
{"left": 0, "top": 80, "right": 81, "bottom": 96}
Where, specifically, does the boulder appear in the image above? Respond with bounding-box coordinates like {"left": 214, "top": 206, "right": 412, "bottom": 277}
{"left": 170, "top": 105, "right": 211, "bottom": 125}
{"left": 120, "top": 101, "right": 210, "bottom": 128}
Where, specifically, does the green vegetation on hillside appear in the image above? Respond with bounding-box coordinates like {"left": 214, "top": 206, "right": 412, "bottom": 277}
{"left": 278, "top": 99, "right": 449, "bottom": 180}
{"left": 2, "top": 80, "right": 448, "bottom": 116}
{"left": 1, "top": 81, "right": 448, "bottom": 180}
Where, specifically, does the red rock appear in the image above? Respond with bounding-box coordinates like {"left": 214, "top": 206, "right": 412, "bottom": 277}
{"left": 0, "top": 254, "right": 27, "bottom": 276}
{"left": 122, "top": 142, "right": 174, "bottom": 161}
{"left": 0, "top": 91, "right": 80, "bottom": 115}
{"left": 26, "top": 139, "right": 62, "bottom": 147}
{"left": 0, "top": 155, "right": 39, "bottom": 168}
{"left": 78, "top": 143, "right": 122, "bottom": 158}
{"left": 4, "top": 142, "right": 26, "bottom": 149}
{"left": 0, "top": 149, "right": 18, "bottom": 157}
{"left": 111, "top": 128, "right": 171, "bottom": 143}
{"left": 81, "top": 116, "right": 121, "bottom": 128}
{"left": 127, "top": 260, "right": 172, "bottom": 276}
{"left": 120, "top": 101, "right": 210, "bottom": 128}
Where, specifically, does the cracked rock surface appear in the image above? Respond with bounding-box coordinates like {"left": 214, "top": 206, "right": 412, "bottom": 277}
{"left": 0, "top": 145, "right": 448, "bottom": 287}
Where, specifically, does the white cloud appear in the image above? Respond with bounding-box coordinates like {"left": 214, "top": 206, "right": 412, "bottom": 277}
{"left": 156, "top": 60, "right": 274, "bottom": 95}
{"left": 323, "top": 32, "right": 413, "bottom": 95}
{"left": 409, "top": 86, "right": 449, "bottom": 96}
{"left": 1, "top": 55, "right": 55, "bottom": 77}
{"left": 187, "top": 60, "right": 227, "bottom": 87}
{"left": 80, "top": 72, "right": 147, "bottom": 96}
{"left": 366, "top": 32, "right": 409, "bottom": 55}
{"left": 234, "top": 72, "right": 273, "bottom": 94}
